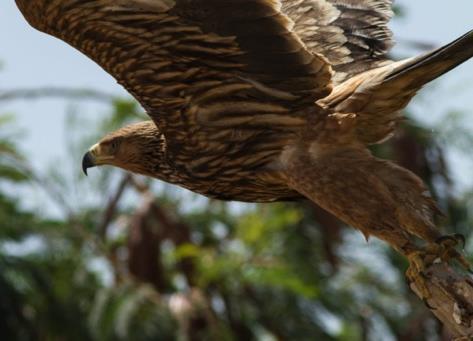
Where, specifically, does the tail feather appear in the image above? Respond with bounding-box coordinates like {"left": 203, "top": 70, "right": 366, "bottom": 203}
{"left": 385, "top": 29, "right": 473, "bottom": 88}
{"left": 319, "top": 29, "right": 473, "bottom": 145}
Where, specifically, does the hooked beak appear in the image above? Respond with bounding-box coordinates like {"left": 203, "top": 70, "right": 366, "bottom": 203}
{"left": 82, "top": 151, "right": 96, "bottom": 176}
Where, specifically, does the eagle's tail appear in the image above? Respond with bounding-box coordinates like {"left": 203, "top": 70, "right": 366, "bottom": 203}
{"left": 385, "top": 29, "right": 473, "bottom": 88}
{"left": 319, "top": 29, "right": 473, "bottom": 144}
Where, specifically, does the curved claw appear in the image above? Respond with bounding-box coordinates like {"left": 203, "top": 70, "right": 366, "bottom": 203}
{"left": 433, "top": 234, "right": 472, "bottom": 272}
{"left": 436, "top": 233, "right": 466, "bottom": 249}
{"left": 455, "top": 233, "right": 467, "bottom": 249}
{"left": 451, "top": 233, "right": 466, "bottom": 249}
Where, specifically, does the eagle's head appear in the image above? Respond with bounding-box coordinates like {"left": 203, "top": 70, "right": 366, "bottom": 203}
{"left": 82, "top": 121, "right": 167, "bottom": 177}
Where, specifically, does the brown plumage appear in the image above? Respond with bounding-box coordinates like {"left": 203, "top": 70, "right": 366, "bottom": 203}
{"left": 16, "top": 0, "right": 473, "bottom": 292}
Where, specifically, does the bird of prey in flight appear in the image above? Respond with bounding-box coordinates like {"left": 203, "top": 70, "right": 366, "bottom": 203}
{"left": 16, "top": 0, "right": 473, "bottom": 297}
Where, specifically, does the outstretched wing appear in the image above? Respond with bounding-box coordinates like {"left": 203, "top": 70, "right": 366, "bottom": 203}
{"left": 282, "top": 0, "right": 394, "bottom": 84}
{"left": 16, "top": 0, "right": 332, "bottom": 137}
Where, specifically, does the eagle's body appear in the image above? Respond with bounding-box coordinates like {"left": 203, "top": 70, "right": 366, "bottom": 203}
{"left": 16, "top": 0, "right": 473, "bottom": 292}
{"left": 125, "top": 121, "right": 304, "bottom": 202}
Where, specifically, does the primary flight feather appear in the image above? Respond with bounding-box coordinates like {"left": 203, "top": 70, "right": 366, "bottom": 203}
{"left": 16, "top": 0, "right": 473, "bottom": 298}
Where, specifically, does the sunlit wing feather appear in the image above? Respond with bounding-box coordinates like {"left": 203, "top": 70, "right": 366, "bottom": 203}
{"left": 16, "top": 0, "right": 332, "bottom": 139}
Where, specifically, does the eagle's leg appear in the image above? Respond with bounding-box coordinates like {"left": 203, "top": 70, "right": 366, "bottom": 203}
{"left": 405, "top": 250, "right": 434, "bottom": 304}
{"left": 282, "top": 126, "right": 472, "bottom": 301}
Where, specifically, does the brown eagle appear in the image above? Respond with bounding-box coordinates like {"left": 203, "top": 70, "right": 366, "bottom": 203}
{"left": 16, "top": 0, "right": 473, "bottom": 296}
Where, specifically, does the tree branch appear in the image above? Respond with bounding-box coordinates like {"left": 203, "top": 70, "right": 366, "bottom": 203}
{"left": 409, "top": 263, "right": 473, "bottom": 339}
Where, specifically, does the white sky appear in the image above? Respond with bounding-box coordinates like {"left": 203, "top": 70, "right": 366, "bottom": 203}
{"left": 2, "top": 1, "right": 473, "bottom": 213}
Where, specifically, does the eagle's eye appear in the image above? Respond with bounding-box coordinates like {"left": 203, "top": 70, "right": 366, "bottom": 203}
{"left": 110, "top": 140, "right": 121, "bottom": 153}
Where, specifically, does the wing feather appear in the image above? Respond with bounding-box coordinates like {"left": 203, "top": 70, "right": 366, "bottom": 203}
{"left": 16, "top": 0, "right": 333, "bottom": 137}
{"left": 282, "top": 0, "right": 394, "bottom": 83}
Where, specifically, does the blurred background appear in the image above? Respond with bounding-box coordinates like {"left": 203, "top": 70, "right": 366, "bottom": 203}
{"left": 1, "top": 1, "right": 473, "bottom": 340}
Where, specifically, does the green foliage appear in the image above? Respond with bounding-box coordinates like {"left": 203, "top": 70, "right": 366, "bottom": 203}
{"left": 90, "top": 284, "right": 177, "bottom": 340}
{"left": 0, "top": 114, "right": 30, "bottom": 183}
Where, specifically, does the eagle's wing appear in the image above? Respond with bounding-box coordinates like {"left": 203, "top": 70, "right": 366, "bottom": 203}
{"left": 282, "top": 0, "right": 394, "bottom": 84}
{"left": 16, "top": 0, "right": 332, "bottom": 137}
